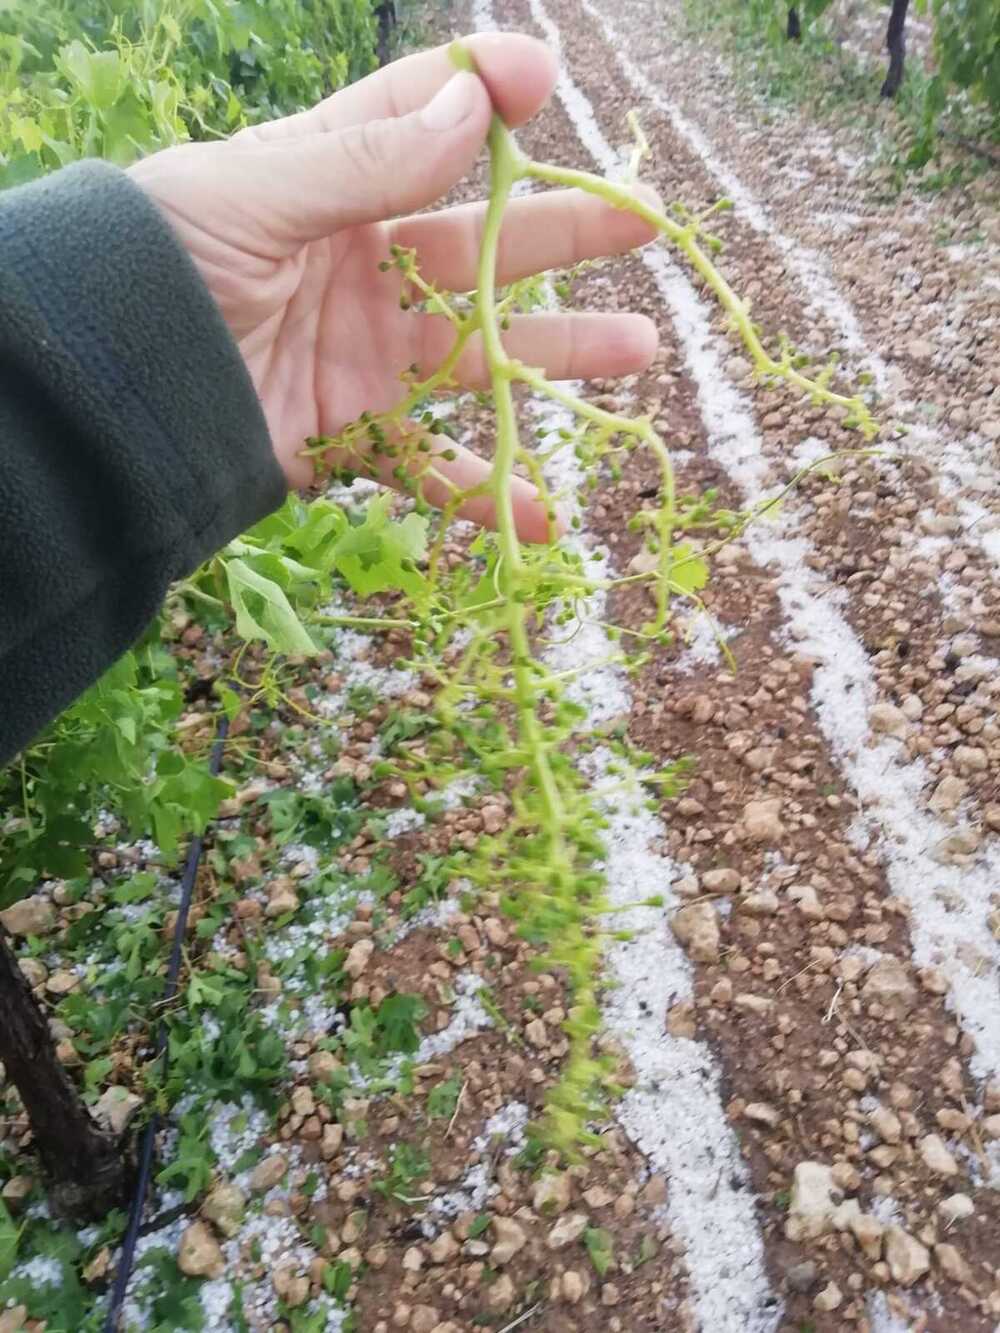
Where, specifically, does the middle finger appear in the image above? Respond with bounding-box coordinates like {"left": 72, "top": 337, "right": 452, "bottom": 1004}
{"left": 389, "top": 186, "right": 660, "bottom": 293}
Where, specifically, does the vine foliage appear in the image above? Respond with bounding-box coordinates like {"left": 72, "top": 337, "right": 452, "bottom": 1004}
{"left": 288, "top": 41, "right": 876, "bottom": 1149}
{"left": 729, "top": 0, "right": 1000, "bottom": 168}
{"left": 0, "top": 0, "right": 383, "bottom": 899}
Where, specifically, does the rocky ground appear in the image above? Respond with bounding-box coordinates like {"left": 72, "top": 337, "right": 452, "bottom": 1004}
{"left": 469, "top": 0, "right": 1000, "bottom": 1328}
{"left": 1, "top": 1, "right": 999, "bottom": 1331}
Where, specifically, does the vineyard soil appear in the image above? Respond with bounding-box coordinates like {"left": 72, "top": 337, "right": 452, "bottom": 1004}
{"left": 2, "top": 1, "right": 999, "bottom": 1330}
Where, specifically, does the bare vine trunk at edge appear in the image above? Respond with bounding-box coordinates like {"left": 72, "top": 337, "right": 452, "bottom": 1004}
{"left": 0, "top": 927, "right": 130, "bottom": 1220}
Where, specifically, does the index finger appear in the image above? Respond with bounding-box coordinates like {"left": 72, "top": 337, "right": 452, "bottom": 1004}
{"left": 242, "top": 32, "right": 558, "bottom": 144}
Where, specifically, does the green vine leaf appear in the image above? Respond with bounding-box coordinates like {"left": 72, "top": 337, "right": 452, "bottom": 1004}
{"left": 56, "top": 42, "right": 126, "bottom": 110}
{"left": 584, "top": 1226, "right": 615, "bottom": 1276}
{"left": 0, "top": 1199, "right": 19, "bottom": 1280}
{"left": 667, "top": 542, "right": 709, "bottom": 594}
{"left": 329, "top": 493, "right": 429, "bottom": 598}
{"left": 225, "top": 556, "right": 317, "bottom": 655}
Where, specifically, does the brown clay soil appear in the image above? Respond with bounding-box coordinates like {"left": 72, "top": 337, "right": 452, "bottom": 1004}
{"left": 345, "top": 0, "right": 1000, "bottom": 1328}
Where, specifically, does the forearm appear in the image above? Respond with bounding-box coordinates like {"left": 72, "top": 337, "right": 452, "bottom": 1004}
{"left": 0, "top": 160, "right": 287, "bottom": 765}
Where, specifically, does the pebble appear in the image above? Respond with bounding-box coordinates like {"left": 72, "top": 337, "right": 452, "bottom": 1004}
{"left": 265, "top": 884, "right": 300, "bottom": 918}
{"left": 250, "top": 1152, "right": 288, "bottom": 1193}
{"left": 642, "top": 1175, "right": 667, "bottom": 1206}
{"left": 742, "top": 797, "right": 785, "bottom": 842}
{"left": 533, "top": 1172, "right": 572, "bottom": 1215}
{"left": 935, "top": 1242, "right": 972, "bottom": 1284}
{"left": 547, "top": 1212, "right": 589, "bottom": 1250}
{"left": 345, "top": 938, "right": 375, "bottom": 977}
{"left": 429, "top": 1232, "right": 459, "bottom": 1263}
{"left": 670, "top": 901, "right": 720, "bottom": 963}
{"left": 291, "top": 1086, "right": 315, "bottom": 1117}
{"left": 18, "top": 957, "right": 47, "bottom": 989}
{"left": 785, "top": 1261, "right": 817, "bottom": 1293}
{"left": 870, "top": 702, "right": 908, "bottom": 737}
{"left": 45, "top": 969, "right": 80, "bottom": 996}
{"left": 666, "top": 1001, "right": 697, "bottom": 1038}
{"left": 744, "top": 1102, "right": 781, "bottom": 1128}
{"left": 401, "top": 1246, "right": 425, "bottom": 1272}
{"left": 274, "top": 1267, "right": 309, "bottom": 1308}
{"left": 928, "top": 775, "right": 966, "bottom": 813}
{"left": 848, "top": 1212, "right": 884, "bottom": 1261}
{"left": 701, "top": 868, "right": 741, "bottom": 893}
{"left": 309, "top": 1050, "right": 341, "bottom": 1082}
{"left": 93, "top": 1086, "right": 142, "bottom": 1137}
{"left": 1, "top": 1177, "right": 33, "bottom": 1212}
{"left": 410, "top": 1308, "right": 440, "bottom": 1333}
{"left": 919, "top": 1133, "right": 960, "bottom": 1177}
{"left": 321, "top": 1123, "right": 345, "bottom": 1160}
{"left": 870, "top": 1106, "right": 902, "bottom": 1144}
{"left": 525, "top": 1018, "right": 548, "bottom": 1047}
{"left": 938, "top": 1193, "right": 974, "bottom": 1224}
{"left": 885, "top": 1226, "right": 930, "bottom": 1286}
{"left": 788, "top": 884, "right": 823, "bottom": 919}
{"left": 562, "top": 1269, "right": 588, "bottom": 1303}
{"left": 861, "top": 957, "right": 917, "bottom": 1018}
{"left": 487, "top": 1274, "right": 515, "bottom": 1311}
{"left": 0, "top": 895, "right": 56, "bottom": 937}
{"left": 202, "top": 1182, "right": 247, "bottom": 1238}
{"left": 814, "top": 1281, "right": 843, "bottom": 1312}
{"left": 908, "top": 337, "right": 935, "bottom": 361}
{"left": 177, "top": 1221, "right": 225, "bottom": 1279}
{"left": 741, "top": 890, "right": 779, "bottom": 916}
{"left": 583, "top": 1186, "right": 615, "bottom": 1208}
{"left": 785, "top": 1162, "right": 840, "bottom": 1242}
{"left": 490, "top": 1216, "right": 527, "bottom": 1264}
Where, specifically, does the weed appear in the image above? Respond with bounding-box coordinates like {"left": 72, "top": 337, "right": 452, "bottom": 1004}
{"left": 373, "top": 1141, "right": 431, "bottom": 1205}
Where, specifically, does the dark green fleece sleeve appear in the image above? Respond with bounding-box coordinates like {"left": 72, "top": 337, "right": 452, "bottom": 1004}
{"left": 0, "top": 159, "right": 287, "bottom": 765}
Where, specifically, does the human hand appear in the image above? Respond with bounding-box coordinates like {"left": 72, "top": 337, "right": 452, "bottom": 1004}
{"left": 128, "top": 33, "right": 658, "bottom": 541}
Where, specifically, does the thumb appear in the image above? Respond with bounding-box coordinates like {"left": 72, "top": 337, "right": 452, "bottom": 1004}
{"left": 257, "top": 72, "right": 493, "bottom": 251}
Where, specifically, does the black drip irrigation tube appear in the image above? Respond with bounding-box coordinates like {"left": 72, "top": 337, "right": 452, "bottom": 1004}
{"left": 103, "top": 715, "right": 229, "bottom": 1333}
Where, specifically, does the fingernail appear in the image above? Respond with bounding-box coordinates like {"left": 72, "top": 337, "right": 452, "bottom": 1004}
{"left": 420, "top": 71, "right": 479, "bottom": 131}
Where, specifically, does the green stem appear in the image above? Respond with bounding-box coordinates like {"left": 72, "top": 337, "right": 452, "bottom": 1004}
{"left": 473, "top": 113, "right": 607, "bottom": 1151}
{"left": 311, "top": 613, "right": 415, "bottom": 631}
{"left": 523, "top": 159, "right": 877, "bottom": 435}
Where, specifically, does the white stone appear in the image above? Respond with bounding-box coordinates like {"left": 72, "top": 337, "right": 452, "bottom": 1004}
{"left": 785, "top": 1162, "right": 839, "bottom": 1242}
{"left": 885, "top": 1226, "right": 930, "bottom": 1286}
{"left": 742, "top": 798, "right": 784, "bottom": 842}
{"left": 0, "top": 895, "right": 56, "bottom": 937}
{"left": 919, "top": 1134, "right": 959, "bottom": 1177}
{"left": 93, "top": 1086, "right": 142, "bottom": 1137}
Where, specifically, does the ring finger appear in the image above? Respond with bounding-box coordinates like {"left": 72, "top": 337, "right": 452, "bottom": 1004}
{"left": 417, "top": 309, "right": 659, "bottom": 389}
